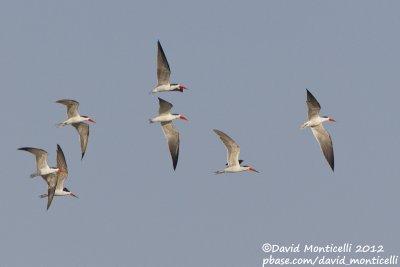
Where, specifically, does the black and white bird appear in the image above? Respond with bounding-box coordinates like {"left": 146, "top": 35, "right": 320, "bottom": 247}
{"left": 301, "top": 89, "right": 335, "bottom": 171}
{"left": 149, "top": 97, "right": 188, "bottom": 123}
{"left": 151, "top": 41, "right": 187, "bottom": 93}
{"left": 213, "top": 129, "right": 259, "bottom": 174}
{"left": 19, "top": 145, "right": 77, "bottom": 209}
{"left": 150, "top": 98, "right": 188, "bottom": 170}
{"left": 39, "top": 144, "right": 78, "bottom": 210}
{"left": 56, "top": 99, "right": 95, "bottom": 159}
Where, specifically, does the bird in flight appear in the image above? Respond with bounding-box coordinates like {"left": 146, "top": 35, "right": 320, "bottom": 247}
{"left": 151, "top": 40, "right": 187, "bottom": 94}
{"left": 213, "top": 129, "right": 259, "bottom": 174}
{"left": 56, "top": 99, "right": 95, "bottom": 159}
{"left": 150, "top": 97, "right": 188, "bottom": 170}
{"left": 39, "top": 144, "right": 78, "bottom": 210}
{"left": 149, "top": 97, "right": 188, "bottom": 123}
{"left": 19, "top": 145, "right": 77, "bottom": 209}
{"left": 301, "top": 89, "right": 335, "bottom": 171}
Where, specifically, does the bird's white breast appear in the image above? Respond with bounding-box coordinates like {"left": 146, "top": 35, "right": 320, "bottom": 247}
{"left": 153, "top": 84, "right": 179, "bottom": 92}
{"left": 152, "top": 114, "right": 178, "bottom": 122}
{"left": 224, "top": 165, "right": 245, "bottom": 173}
{"left": 65, "top": 116, "right": 86, "bottom": 124}
{"left": 55, "top": 190, "right": 70, "bottom": 196}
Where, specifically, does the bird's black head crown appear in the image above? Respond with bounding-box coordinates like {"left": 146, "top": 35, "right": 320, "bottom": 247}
{"left": 63, "top": 187, "right": 70, "bottom": 192}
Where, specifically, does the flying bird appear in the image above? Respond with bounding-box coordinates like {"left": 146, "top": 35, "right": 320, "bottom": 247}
{"left": 56, "top": 99, "right": 95, "bottom": 159}
{"left": 213, "top": 129, "right": 259, "bottom": 174}
{"left": 39, "top": 144, "right": 78, "bottom": 210}
{"left": 301, "top": 89, "right": 335, "bottom": 171}
{"left": 151, "top": 40, "right": 187, "bottom": 93}
{"left": 149, "top": 97, "right": 188, "bottom": 123}
{"left": 18, "top": 147, "right": 59, "bottom": 178}
{"left": 150, "top": 98, "right": 188, "bottom": 170}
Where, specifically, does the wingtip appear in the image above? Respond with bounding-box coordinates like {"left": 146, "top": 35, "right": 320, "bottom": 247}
{"left": 81, "top": 152, "right": 85, "bottom": 160}
{"left": 326, "top": 159, "right": 335, "bottom": 171}
{"left": 172, "top": 158, "right": 178, "bottom": 170}
{"left": 213, "top": 129, "right": 224, "bottom": 136}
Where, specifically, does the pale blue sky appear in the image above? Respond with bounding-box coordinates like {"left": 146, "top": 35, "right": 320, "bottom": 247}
{"left": 1, "top": 1, "right": 399, "bottom": 266}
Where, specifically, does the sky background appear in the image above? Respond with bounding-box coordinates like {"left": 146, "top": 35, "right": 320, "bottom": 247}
{"left": 1, "top": 0, "right": 399, "bottom": 266}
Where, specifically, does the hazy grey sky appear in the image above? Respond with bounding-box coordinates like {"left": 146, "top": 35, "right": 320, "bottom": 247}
{"left": 1, "top": 0, "right": 399, "bottom": 266}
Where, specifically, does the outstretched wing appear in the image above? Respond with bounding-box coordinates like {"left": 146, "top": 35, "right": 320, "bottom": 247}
{"left": 306, "top": 89, "right": 321, "bottom": 119}
{"left": 158, "top": 97, "right": 173, "bottom": 115}
{"left": 18, "top": 147, "right": 49, "bottom": 170}
{"left": 311, "top": 124, "right": 334, "bottom": 171}
{"left": 42, "top": 172, "right": 57, "bottom": 210}
{"left": 55, "top": 144, "right": 69, "bottom": 191}
{"left": 72, "top": 122, "right": 89, "bottom": 159}
{"left": 56, "top": 99, "right": 80, "bottom": 118}
{"left": 213, "top": 129, "right": 240, "bottom": 167}
{"left": 157, "top": 40, "right": 171, "bottom": 85}
{"left": 161, "top": 121, "right": 180, "bottom": 170}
